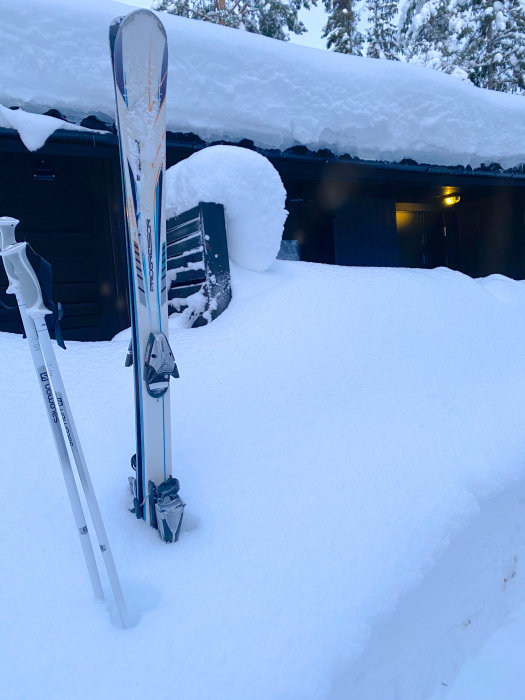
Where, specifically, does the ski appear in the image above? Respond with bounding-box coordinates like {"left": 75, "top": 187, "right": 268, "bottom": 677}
{"left": 109, "top": 9, "right": 184, "bottom": 542}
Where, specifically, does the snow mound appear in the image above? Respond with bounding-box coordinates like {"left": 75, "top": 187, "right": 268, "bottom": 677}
{"left": 477, "top": 273, "right": 525, "bottom": 310}
{"left": 166, "top": 145, "right": 288, "bottom": 272}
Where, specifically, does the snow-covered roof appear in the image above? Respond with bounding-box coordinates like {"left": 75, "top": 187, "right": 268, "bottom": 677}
{"left": 1, "top": 0, "right": 525, "bottom": 169}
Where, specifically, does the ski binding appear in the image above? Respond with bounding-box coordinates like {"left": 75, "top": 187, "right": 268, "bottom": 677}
{"left": 144, "top": 332, "right": 179, "bottom": 398}
{"left": 129, "top": 468, "right": 185, "bottom": 542}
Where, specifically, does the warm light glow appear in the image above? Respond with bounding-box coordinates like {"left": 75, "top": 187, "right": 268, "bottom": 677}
{"left": 443, "top": 195, "right": 461, "bottom": 207}
{"left": 395, "top": 211, "right": 413, "bottom": 233}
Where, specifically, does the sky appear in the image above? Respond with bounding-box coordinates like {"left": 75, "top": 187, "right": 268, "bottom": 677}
{"left": 291, "top": 4, "right": 328, "bottom": 49}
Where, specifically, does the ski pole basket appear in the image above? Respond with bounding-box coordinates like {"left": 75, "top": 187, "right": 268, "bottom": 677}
{"left": 166, "top": 202, "right": 231, "bottom": 328}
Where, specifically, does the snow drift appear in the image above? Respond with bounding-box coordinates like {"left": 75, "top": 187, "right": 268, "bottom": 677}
{"left": 3, "top": 260, "right": 525, "bottom": 699}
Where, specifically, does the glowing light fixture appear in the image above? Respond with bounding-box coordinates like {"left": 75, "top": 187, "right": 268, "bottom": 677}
{"left": 443, "top": 195, "right": 461, "bottom": 206}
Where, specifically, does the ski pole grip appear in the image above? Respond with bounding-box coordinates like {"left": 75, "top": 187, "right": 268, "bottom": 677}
{"left": 0, "top": 241, "right": 51, "bottom": 318}
{"left": 0, "top": 216, "right": 19, "bottom": 250}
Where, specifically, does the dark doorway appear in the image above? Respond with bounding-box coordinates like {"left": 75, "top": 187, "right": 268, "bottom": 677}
{"left": 284, "top": 198, "right": 335, "bottom": 264}
{"left": 395, "top": 203, "right": 448, "bottom": 269}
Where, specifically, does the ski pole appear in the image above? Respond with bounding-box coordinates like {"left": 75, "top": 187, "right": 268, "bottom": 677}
{"left": 0, "top": 217, "right": 104, "bottom": 600}
{"left": 0, "top": 217, "right": 128, "bottom": 628}
{"left": 36, "top": 325, "right": 128, "bottom": 628}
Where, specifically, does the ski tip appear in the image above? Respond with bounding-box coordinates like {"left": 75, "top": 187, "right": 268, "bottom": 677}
{"left": 112, "top": 8, "right": 167, "bottom": 41}
{"left": 109, "top": 8, "right": 168, "bottom": 85}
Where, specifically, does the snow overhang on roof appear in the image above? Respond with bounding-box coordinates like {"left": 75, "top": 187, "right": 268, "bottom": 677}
{"left": 1, "top": 0, "right": 525, "bottom": 170}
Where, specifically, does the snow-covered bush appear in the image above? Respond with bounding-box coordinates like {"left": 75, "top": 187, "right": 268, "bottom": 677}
{"left": 166, "top": 145, "right": 288, "bottom": 272}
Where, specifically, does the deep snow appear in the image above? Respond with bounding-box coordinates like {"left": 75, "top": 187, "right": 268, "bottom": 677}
{"left": 2, "top": 260, "right": 525, "bottom": 699}
{"left": 430, "top": 600, "right": 525, "bottom": 699}
{"left": 1, "top": 0, "right": 525, "bottom": 167}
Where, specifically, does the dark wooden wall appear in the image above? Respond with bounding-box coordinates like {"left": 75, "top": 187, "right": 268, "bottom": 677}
{"left": 277, "top": 154, "right": 525, "bottom": 279}
{"left": 1, "top": 126, "right": 525, "bottom": 342}
{"left": 0, "top": 132, "right": 129, "bottom": 340}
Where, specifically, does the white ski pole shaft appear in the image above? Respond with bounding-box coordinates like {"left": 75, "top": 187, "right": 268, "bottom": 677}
{"left": 0, "top": 218, "right": 104, "bottom": 601}
{"left": 19, "top": 306, "right": 105, "bottom": 601}
{"left": 37, "top": 326, "right": 129, "bottom": 628}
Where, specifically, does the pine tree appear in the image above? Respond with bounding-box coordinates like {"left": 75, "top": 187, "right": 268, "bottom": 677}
{"left": 152, "top": 0, "right": 314, "bottom": 40}
{"left": 399, "top": 0, "right": 525, "bottom": 93}
{"left": 365, "top": 0, "right": 399, "bottom": 59}
{"left": 465, "top": 0, "right": 525, "bottom": 93}
{"left": 399, "top": 0, "right": 461, "bottom": 73}
{"left": 322, "top": 0, "right": 364, "bottom": 54}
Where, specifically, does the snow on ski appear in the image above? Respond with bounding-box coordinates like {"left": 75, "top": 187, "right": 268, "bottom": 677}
{"left": 110, "top": 9, "right": 184, "bottom": 542}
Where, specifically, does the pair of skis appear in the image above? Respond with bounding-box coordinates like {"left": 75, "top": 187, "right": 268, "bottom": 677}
{"left": 0, "top": 217, "right": 128, "bottom": 627}
{"left": 110, "top": 9, "right": 184, "bottom": 542}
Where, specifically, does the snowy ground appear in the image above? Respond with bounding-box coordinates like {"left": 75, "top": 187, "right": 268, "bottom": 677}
{"left": 430, "top": 601, "right": 525, "bottom": 699}
{"left": 3, "top": 260, "right": 525, "bottom": 699}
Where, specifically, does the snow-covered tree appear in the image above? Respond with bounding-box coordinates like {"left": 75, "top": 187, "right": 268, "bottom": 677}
{"left": 464, "top": 0, "right": 525, "bottom": 92}
{"left": 365, "top": 0, "right": 399, "bottom": 59}
{"left": 399, "top": 0, "right": 462, "bottom": 73}
{"left": 322, "top": 0, "right": 364, "bottom": 54}
{"left": 399, "top": 0, "right": 525, "bottom": 93}
{"left": 152, "top": 0, "right": 314, "bottom": 40}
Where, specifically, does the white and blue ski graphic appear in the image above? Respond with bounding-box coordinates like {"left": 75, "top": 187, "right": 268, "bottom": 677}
{"left": 110, "top": 9, "right": 183, "bottom": 541}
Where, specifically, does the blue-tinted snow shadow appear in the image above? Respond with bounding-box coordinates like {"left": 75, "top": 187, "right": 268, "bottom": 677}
{"left": 112, "top": 577, "right": 162, "bottom": 629}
